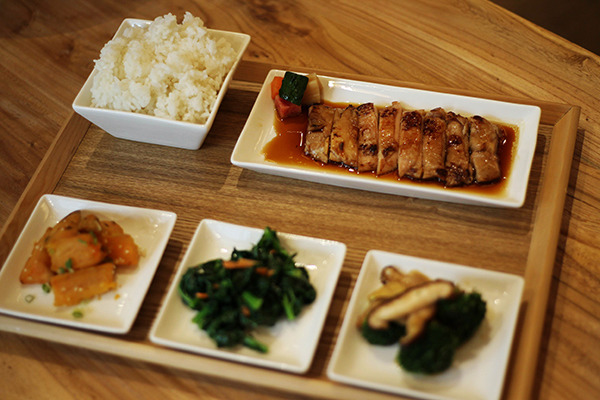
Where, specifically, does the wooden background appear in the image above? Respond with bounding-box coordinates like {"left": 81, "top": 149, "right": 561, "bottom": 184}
{"left": 1, "top": 1, "right": 599, "bottom": 399}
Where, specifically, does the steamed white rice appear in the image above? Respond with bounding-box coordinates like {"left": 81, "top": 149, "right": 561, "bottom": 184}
{"left": 90, "top": 12, "right": 237, "bottom": 124}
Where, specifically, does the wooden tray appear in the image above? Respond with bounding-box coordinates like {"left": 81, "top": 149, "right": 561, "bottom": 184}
{"left": 0, "top": 61, "right": 580, "bottom": 400}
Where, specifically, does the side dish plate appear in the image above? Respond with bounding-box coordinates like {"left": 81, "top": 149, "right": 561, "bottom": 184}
{"left": 150, "top": 219, "right": 346, "bottom": 374}
{"left": 231, "top": 69, "right": 541, "bottom": 207}
{"left": 0, "top": 195, "right": 176, "bottom": 334}
{"left": 327, "top": 250, "right": 524, "bottom": 400}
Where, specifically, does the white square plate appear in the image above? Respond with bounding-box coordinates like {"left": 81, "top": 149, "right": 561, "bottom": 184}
{"left": 231, "top": 70, "right": 541, "bottom": 207}
{"left": 73, "top": 18, "right": 250, "bottom": 150}
{"left": 0, "top": 195, "right": 176, "bottom": 334}
{"left": 327, "top": 250, "right": 524, "bottom": 400}
{"left": 149, "top": 219, "right": 346, "bottom": 374}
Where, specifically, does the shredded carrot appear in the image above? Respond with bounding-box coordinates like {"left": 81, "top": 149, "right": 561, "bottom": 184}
{"left": 195, "top": 292, "right": 209, "bottom": 299}
{"left": 255, "top": 267, "right": 274, "bottom": 277}
{"left": 223, "top": 258, "right": 256, "bottom": 269}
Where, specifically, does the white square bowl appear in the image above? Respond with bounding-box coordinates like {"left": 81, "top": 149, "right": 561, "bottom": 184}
{"left": 150, "top": 219, "right": 346, "bottom": 374}
{"left": 0, "top": 195, "right": 176, "bottom": 334}
{"left": 327, "top": 250, "right": 524, "bottom": 400}
{"left": 73, "top": 18, "right": 250, "bottom": 150}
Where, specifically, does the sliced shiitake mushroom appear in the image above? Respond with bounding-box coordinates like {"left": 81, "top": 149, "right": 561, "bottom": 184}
{"left": 380, "top": 266, "right": 430, "bottom": 286}
{"left": 368, "top": 281, "right": 411, "bottom": 302}
{"left": 367, "top": 280, "right": 456, "bottom": 330}
{"left": 399, "top": 305, "right": 436, "bottom": 345}
{"left": 356, "top": 298, "right": 385, "bottom": 329}
{"left": 369, "top": 267, "right": 431, "bottom": 302}
{"left": 358, "top": 267, "right": 430, "bottom": 328}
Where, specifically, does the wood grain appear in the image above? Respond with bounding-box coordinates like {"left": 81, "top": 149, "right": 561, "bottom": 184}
{"left": 1, "top": 1, "right": 599, "bottom": 399}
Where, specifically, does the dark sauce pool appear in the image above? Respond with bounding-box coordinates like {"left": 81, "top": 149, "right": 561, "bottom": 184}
{"left": 262, "top": 103, "right": 516, "bottom": 196}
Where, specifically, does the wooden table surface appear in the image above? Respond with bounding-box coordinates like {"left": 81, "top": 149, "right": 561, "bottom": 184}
{"left": 1, "top": 1, "right": 598, "bottom": 399}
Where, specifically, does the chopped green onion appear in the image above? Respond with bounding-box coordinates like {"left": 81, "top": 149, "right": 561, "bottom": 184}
{"left": 72, "top": 310, "right": 83, "bottom": 318}
{"left": 25, "top": 294, "right": 35, "bottom": 303}
{"left": 65, "top": 258, "right": 73, "bottom": 272}
{"left": 90, "top": 231, "right": 98, "bottom": 245}
{"left": 42, "top": 283, "right": 51, "bottom": 293}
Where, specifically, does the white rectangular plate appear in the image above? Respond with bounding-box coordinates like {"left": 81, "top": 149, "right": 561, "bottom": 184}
{"left": 150, "top": 219, "right": 346, "bottom": 374}
{"left": 73, "top": 18, "right": 250, "bottom": 150}
{"left": 231, "top": 70, "right": 541, "bottom": 207}
{"left": 0, "top": 195, "right": 176, "bottom": 334}
{"left": 327, "top": 250, "right": 524, "bottom": 400}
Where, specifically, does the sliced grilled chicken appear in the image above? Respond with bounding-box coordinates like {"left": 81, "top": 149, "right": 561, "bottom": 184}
{"left": 357, "top": 103, "right": 379, "bottom": 172}
{"left": 469, "top": 116, "right": 502, "bottom": 183}
{"left": 445, "top": 112, "right": 473, "bottom": 186}
{"left": 329, "top": 105, "right": 359, "bottom": 168}
{"left": 376, "top": 102, "right": 402, "bottom": 175}
{"left": 398, "top": 109, "right": 425, "bottom": 179}
{"left": 422, "top": 107, "right": 447, "bottom": 180}
{"left": 305, "top": 104, "right": 335, "bottom": 163}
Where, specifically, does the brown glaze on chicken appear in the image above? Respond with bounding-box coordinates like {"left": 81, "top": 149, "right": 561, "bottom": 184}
{"left": 469, "top": 115, "right": 503, "bottom": 183}
{"left": 329, "top": 105, "right": 359, "bottom": 168}
{"left": 398, "top": 109, "right": 424, "bottom": 179}
{"left": 301, "top": 101, "right": 507, "bottom": 189}
{"left": 305, "top": 104, "right": 335, "bottom": 163}
{"left": 357, "top": 103, "right": 379, "bottom": 172}
{"left": 445, "top": 112, "right": 473, "bottom": 186}
{"left": 422, "top": 107, "right": 447, "bottom": 180}
{"left": 376, "top": 102, "right": 402, "bottom": 175}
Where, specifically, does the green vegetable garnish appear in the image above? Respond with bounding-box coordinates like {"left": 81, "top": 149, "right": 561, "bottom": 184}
{"left": 90, "top": 231, "right": 98, "bottom": 245}
{"left": 42, "top": 283, "right": 51, "bottom": 293}
{"left": 360, "top": 319, "right": 405, "bottom": 346}
{"left": 278, "top": 72, "right": 309, "bottom": 105}
{"left": 241, "top": 290, "right": 264, "bottom": 311}
{"left": 399, "top": 292, "right": 485, "bottom": 373}
{"left": 25, "top": 294, "right": 35, "bottom": 303}
{"left": 72, "top": 310, "right": 84, "bottom": 318}
{"left": 398, "top": 320, "right": 459, "bottom": 374}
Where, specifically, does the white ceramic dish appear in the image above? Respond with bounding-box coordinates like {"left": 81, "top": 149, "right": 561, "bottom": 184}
{"left": 150, "top": 219, "right": 346, "bottom": 374}
{"left": 0, "top": 195, "right": 176, "bottom": 334}
{"left": 231, "top": 69, "right": 541, "bottom": 208}
{"left": 327, "top": 250, "right": 524, "bottom": 400}
{"left": 73, "top": 18, "right": 251, "bottom": 150}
